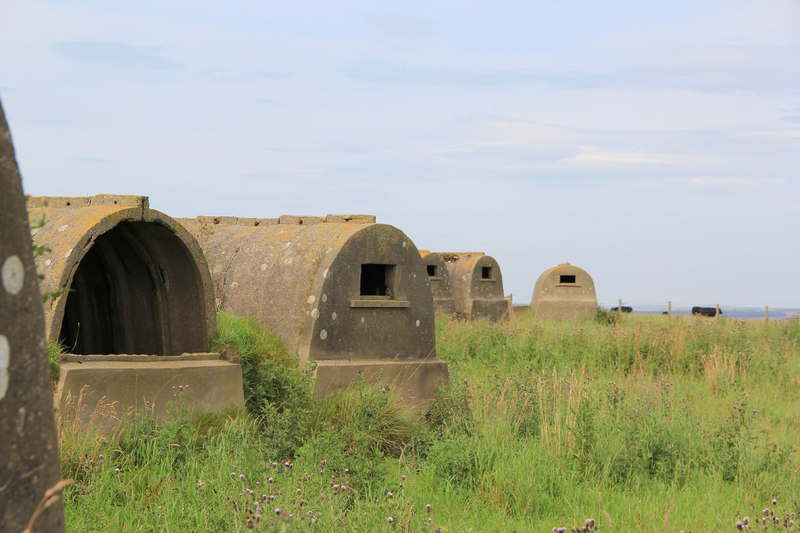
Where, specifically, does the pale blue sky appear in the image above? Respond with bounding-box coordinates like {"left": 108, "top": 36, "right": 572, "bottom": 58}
{"left": 2, "top": 1, "right": 798, "bottom": 307}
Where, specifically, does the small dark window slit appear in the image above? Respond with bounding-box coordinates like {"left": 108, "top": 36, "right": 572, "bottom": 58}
{"left": 360, "top": 264, "right": 396, "bottom": 297}
{"left": 481, "top": 266, "right": 492, "bottom": 279}
{"left": 560, "top": 274, "right": 576, "bottom": 284}
{"left": 427, "top": 265, "right": 436, "bottom": 277}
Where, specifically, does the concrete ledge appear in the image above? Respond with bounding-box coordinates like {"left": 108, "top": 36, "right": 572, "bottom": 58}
{"left": 471, "top": 299, "right": 510, "bottom": 321}
{"left": 315, "top": 358, "right": 449, "bottom": 412}
{"left": 61, "top": 352, "right": 223, "bottom": 363}
{"left": 349, "top": 299, "right": 411, "bottom": 308}
{"left": 433, "top": 298, "right": 455, "bottom": 315}
{"left": 56, "top": 354, "right": 244, "bottom": 428}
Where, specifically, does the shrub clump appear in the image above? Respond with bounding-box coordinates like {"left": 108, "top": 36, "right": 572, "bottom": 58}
{"left": 212, "top": 311, "right": 315, "bottom": 459}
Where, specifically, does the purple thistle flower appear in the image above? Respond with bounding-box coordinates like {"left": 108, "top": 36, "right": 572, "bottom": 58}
{"left": 736, "top": 521, "right": 743, "bottom": 531}
{"left": 239, "top": 474, "right": 245, "bottom": 480}
{"left": 345, "top": 468, "right": 350, "bottom": 474}
{"left": 387, "top": 491, "right": 393, "bottom": 498}
{"left": 426, "top": 504, "right": 431, "bottom": 513}
{"left": 743, "top": 517, "right": 749, "bottom": 525}
{"left": 772, "top": 498, "right": 777, "bottom": 505}
{"left": 387, "top": 517, "right": 394, "bottom": 523}
{"left": 268, "top": 477, "right": 274, "bottom": 483}
{"left": 275, "top": 508, "right": 280, "bottom": 515}
{"left": 114, "top": 468, "right": 120, "bottom": 474}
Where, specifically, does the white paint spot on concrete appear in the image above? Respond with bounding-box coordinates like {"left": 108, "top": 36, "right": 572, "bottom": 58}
{"left": 323, "top": 269, "right": 329, "bottom": 278}
{"left": 64, "top": 250, "right": 71, "bottom": 258}
{"left": 2, "top": 255, "right": 24, "bottom": 295}
{"left": 311, "top": 308, "right": 319, "bottom": 319}
{"left": 45, "top": 259, "right": 51, "bottom": 266}
{"left": 326, "top": 248, "right": 333, "bottom": 254}
{"left": 402, "top": 241, "right": 406, "bottom": 248}
{"left": 230, "top": 282, "right": 239, "bottom": 290}
{"left": 331, "top": 312, "right": 337, "bottom": 320}
{"left": 319, "top": 329, "right": 328, "bottom": 340}
{"left": 284, "top": 242, "right": 292, "bottom": 249}
{"left": 307, "top": 295, "right": 315, "bottom": 304}
{"left": 415, "top": 320, "right": 420, "bottom": 327}
{"left": 287, "top": 258, "right": 293, "bottom": 264}
{"left": 412, "top": 273, "right": 416, "bottom": 278}
{"left": 260, "top": 263, "right": 267, "bottom": 272}
{"left": 361, "top": 317, "right": 365, "bottom": 323}
{"left": 321, "top": 294, "right": 327, "bottom": 303}
{"left": 0, "top": 334, "right": 9, "bottom": 400}
{"left": 58, "top": 224, "right": 68, "bottom": 232}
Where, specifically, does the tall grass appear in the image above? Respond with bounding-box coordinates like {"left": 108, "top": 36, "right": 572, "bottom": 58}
{"left": 57, "top": 312, "right": 800, "bottom": 531}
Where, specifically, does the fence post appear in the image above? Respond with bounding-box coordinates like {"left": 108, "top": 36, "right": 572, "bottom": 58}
{"left": 766, "top": 305, "right": 769, "bottom": 321}
{"left": 668, "top": 301, "right": 672, "bottom": 316}
{"left": 715, "top": 304, "right": 720, "bottom": 318}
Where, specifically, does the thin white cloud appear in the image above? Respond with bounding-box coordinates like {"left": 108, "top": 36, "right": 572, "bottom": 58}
{"left": 744, "top": 129, "right": 800, "bottom": 140}
{"left": 690, "top": 176, "right": 786, "bottom": 188}
{"left": 569, "top": 147, "right": 703, "bottom": 166}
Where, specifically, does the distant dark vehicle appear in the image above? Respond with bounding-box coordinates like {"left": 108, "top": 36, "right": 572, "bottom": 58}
{"left": 610, "top": 306, "right": 632, "bottom": 313}
{"left": 692, "top": 306, "right": 722, "bottom": 317}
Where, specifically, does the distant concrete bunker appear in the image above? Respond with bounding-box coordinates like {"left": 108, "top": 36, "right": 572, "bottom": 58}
{"left": 181, "top": 215, "right": 449, "bottom": 409}
{"left": 439, "top": 252, "right": 509, "bottom": 321}
{"left": 531, "top": 262, "right": 598, "bottom": 321}
{"left": 418, "top": 250, "right": 455, "bottom": 315}
{"left": 28, "top": 195, "right": 243, "bottom": 423}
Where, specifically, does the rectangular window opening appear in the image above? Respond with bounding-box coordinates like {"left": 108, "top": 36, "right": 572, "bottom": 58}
{"left": 559, "top": 274, "right": 576, "bottom": 284}
{"left": 427, "top": 265, "right": 437, "bottom": 277}
{"left": 360, "top": 264, "right": 396, "bottom": 297}
{"left": 481, "top": 266, "right": 492, "bottom": 280}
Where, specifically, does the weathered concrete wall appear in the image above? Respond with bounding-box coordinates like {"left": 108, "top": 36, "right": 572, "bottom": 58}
{"left": 28, "top": 195, "right": 216, "bottom": 355}
{"left": 418, "top": 250, "right": 455, "bottom": 315}
{"left": 57, "top": 354, "right": 244, "bottom": 427}
{"left": 0, "top": 100, "right": 65, "bottom": 531}
{"left": 531, "top": 262, "right": 598, "bottom": 321}
{"left": 181, "top": 216, "right": 448, "bottom": 410}
{"left": 440, "top": 252, "right": 509, "bottom": 321}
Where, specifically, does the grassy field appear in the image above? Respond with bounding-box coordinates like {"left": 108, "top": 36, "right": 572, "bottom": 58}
{"left": 58, "top": 311, "right": 800, "bottom": 532}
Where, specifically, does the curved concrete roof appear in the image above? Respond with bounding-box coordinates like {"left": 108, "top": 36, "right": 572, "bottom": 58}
{"left": 439, "top": 252, "right": 508, "bottom": 321}
{"left": 28, "top": 195, "right": 215, "bottom": 354}
{"left": 531, "top": 262, "right": 597, "bottom": 321}
{"left": 419, "top": 250, "right": 455, "bottom": 315}
{"left": 182, "top": 216, "right": 448, "bottom": 409}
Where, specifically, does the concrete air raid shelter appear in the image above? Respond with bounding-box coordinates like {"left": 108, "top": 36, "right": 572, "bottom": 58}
{"left": 440, "top": 252, "right": 509, "bottom": 321}
{"left": 531, "top": 262, "right": 598, "bottom": 321}
{"left": 27, "top": 195, "right": 244, "bottom": 424}
{"left": 181, "top": 215, "right": 449, "bottom": 410}
{"left": 418, "top": 250, "right": 455, "bottom": 315}
{"left": 1, "top": 99, "right": 65, "bottom": 532}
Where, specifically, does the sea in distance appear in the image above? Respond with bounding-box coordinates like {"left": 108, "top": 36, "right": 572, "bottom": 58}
{"left": 598, "top": 304, "right": 800, "bottom": 320}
